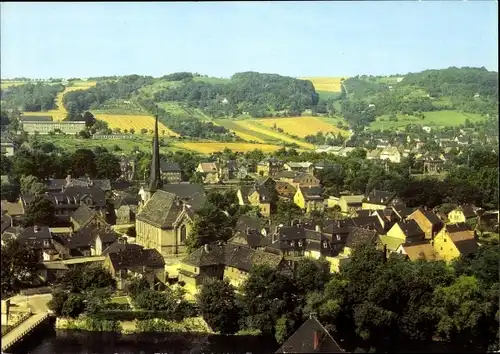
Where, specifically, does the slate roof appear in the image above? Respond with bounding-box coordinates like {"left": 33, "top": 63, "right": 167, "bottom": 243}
{"left": 229, "top": 229, "right": 271, "bottom": 249}
{"left": 160, "top": 183, "right": 206, "bottom": 210}
{"left": 71, "top": 205, "right": 96, "bottom": 227}
{"left": 396, "top": 220, "right": 425, "bottom": 239}
{"left": 355, "top": 210, "right": 372, "bottom": 218}
{"left": 182, "top": 243, "right": 283, "bottom": 273}
{"left": 363, "top": 190, "right": 395, "bottom": 205}
{"left": 392, "top": 203, "right": 415, "bottom": 220}
{"left": 300, "top": 186, "right": 324, "bottom": 201}
{"left": 136, "top": 190, "right": 181, "bottom": 229}
{"left": 112, "top": 191, "right": 139, "bottom": 209}
{"left": 102, "top": 240, "right": 143, "bottom": 255}
{"left": 285, "top": 161, "right": 314, "bottom": 169}
{"left": 21, "top": 115, "right": 53, "bottom": 121}
{"left": 458, "top": 205, "right": 478, "bottom": 219}
{"left": 345, "top": 227, "right": 378, "bottom": 248}
{"left": 18, "top": 226, "right": 53, "bottom": 249}
{"left": 160, "top": 160, "right": 181, "bottom": 173}
{"left": 235, "top": 215, "right": 268, "bottom": 233}
{"left": 276, "top": 316, "right": 344, "bottom": 353}
{"left": 93, "top": 228, "right": 120, "bottom": 244}
{"left": 108, "top": 247, "right": 165, "bottom": 270}
{"left": 56, "top": 226, "right": 95, "bottom": 250}
{"left": 420, "top": 209, "right": 443, "bottom": 226}
{"left": 47, "top": 178, "right": 111, "bottom": 192}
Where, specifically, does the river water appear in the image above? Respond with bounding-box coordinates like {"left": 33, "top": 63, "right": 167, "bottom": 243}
{"left": 10, "top": 324, "right": 280, "bottom": 354}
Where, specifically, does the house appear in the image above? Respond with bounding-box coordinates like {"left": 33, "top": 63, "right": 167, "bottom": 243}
{"left": 256, "top": 158, "right": 284, "bottom": 177}
{"left": 338, "top": 195, "right": 364, "bottom": 214}
{"left": 454, "top": 136, "right": 469, "bottom": 145}
{"left": 432, "top": 223, "right": 478, "bottom": 262}
{"left": 329, "top": 226, "right": 378, "bottom": 273}
{"left": 276, "top": 315, "right": 345, "bottom": 353}
{"left": 228, "top": 228, "right": 271, "bottom": 250}
{"left": 379, "top": 146, "right": 401, "bottom": 163}
{"left": 275, "top": 181, "right": 297, "bottom": 200}
{"left": 160, "top": 161, "right": 182, "bottom": 183}
{"left": 396, "top": 241, "right": 442, "bottom": 261}
{"left": 112, "top": 191, "right": 138, "bottom": 225}
{"left": 54, "top": 226, "right": 95, "bottom": 258}
{"left": 218, "top": 160, "right": 239, "bottom": 180}
{"left": 236, "top": 185, "right": 272, "bottom": 217}
{"left": 17, "top": 225, "right": 55, "bottom": 261}
{"left": 294, "top": 186, "right": 325, "bottom": 213}
{"left": 448, "top": 205, "right": 480, "bottom": 224}
{"left": 362, "top": 190, "right": 397, "bottom": 211}
{"left": 118, "top": 155, "right": 136, "bottom": 181}
{"left": 178, "top": 243, "right": 289, "bottom": 292}
{"left": 275, "top": 171, "right": 320, "bottom": 189}
{"left": 46, "top": 175, "right": 112, "bottom": 194}
{"left": 313, "top": 161, "right": 342, "bottom": 172}
{"left": 422, "top": 155, "right": 445, "bottom": 175}
{"left": 104, "top": 244, "right": 166, "bottom": 290}
{"left": 366, "top": 149, "right": 382, "bottom": 160}
{"left": 381, "top": 220, "right": 426, "bottom": 257}
{"left": 407, "top": 208, "right": 443, "bottom": 239}
{"left": 196, "top": 162, "right": 220, "bottom": 184}
{"left": 391, "top": 204, "right": 415, "bottom": 221}
{"left": 70, "top": 204, "right": 109, "bottom": 232}
{"left": 234, "top": 214, "right": 270, "bottom": 237}
{"left": 283, "top": 161, "right": 315, "bottom": 174}
{"left": 91, "top": 228, "right": 120, "bottom": 256}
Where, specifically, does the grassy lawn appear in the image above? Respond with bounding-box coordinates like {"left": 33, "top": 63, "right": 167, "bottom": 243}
{"left": 110, "top": 296, "right": 130, "bottom": 305}
{"left": 479, "top": 232, "right": 499, "bottom": 245}
{"left": 316, "top": 90, "right": 342, "bottom": 100}
{"left": 370, "top": 110, "right": 485, "bottom": 131}
{"left": 256, "top": 116, "right": 349, "bottom": 138}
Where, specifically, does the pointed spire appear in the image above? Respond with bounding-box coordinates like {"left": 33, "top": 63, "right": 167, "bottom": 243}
{"left": 147, "top": 109, "right": 162, "bottom": 192}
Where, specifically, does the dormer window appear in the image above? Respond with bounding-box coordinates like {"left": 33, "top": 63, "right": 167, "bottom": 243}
{"left": 323, "top": 241, "right": 328, "bottom": 248}
{"left": 298, "top": 240, "right": 303, "bottom": 247}
{"left": 336, "top": 235, "right": 341, "bottom": 241}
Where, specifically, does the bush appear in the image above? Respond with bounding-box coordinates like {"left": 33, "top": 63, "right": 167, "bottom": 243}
{"left": 90, "top": 309, "right": 189, "bottom": 322}
{"left": 85, "top": 317, "right": 122, "bottom": 332}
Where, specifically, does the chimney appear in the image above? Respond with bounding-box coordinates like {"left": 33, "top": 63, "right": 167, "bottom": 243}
{"left": 118, "top": 237, "right": 127, "bottom": 245}
{"left": 204, "top": 243, "right": 210, "bottom": 253}
{"left": 315, "top": 224, "right": 321, "bottom": 232}
{"left": 313, "top": 330, "right": 323, "bottom": 350}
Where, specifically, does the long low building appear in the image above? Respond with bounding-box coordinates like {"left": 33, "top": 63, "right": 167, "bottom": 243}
{"left": 22, "top": 121, "right": 86, "bottom": 135}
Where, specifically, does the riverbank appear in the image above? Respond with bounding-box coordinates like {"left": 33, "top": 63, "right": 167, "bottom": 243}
{"left": 55, "top": 316, "right": 213, "bottom": 334}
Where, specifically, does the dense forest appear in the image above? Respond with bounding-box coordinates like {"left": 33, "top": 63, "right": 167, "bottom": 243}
{"left": 153, "top": 71, "right": 319, "bottom": 118}
{"left": 0, "top": 82, "right": 64, "bottom": 111}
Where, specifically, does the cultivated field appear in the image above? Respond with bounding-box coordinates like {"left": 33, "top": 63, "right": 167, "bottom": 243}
{"left": 370, "top": 110, "right": 485, "bottom": 131}
{"left": 93, "top": 114, "right": 179, "bottom": 136}
{"left": 213, "top": 120, "right": 268, "bottom": 143}
{"left": 173, "top": 142, "right": 282, "bottom": 154}
{"left": 0, "top": 81, "right": 27, "bottom": 89}
{"left": 256, "top": 116, "right": 350, "bottom": 138}
{"left": 300, "top": 77, "right": 346, "bottom": 92}
{"left": 231, "top": 120, "right": 314, "bottom": 149}
{"left": 22, "top": 81, "right": 97, "bottom": 121}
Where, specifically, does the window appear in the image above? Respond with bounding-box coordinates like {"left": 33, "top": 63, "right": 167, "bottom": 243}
{"left": 194, "top": 268, "right": 198, "bottom": 273}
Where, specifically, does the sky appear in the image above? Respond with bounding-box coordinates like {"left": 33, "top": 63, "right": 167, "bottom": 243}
{"left": 1, "top": 1, "right": 498, "bottom": 79}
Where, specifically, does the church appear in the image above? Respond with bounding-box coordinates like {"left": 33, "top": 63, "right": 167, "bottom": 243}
{"left": 135, "top": 115, "right": 206, "bottom": 257}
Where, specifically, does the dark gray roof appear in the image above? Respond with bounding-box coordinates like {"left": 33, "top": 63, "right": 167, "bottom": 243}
{"left": 108, "top": 247, "right": 165, "bottom": 269}
{"left": 229, "top": 229, "right": 271, "bottom": 249}
{"left": 71, "top": 205, "right": 95, "bottom": 227}
{"left": 235, "top": 215, "right": 268, "bottom": 233}
{"left": 160, "top": 183, "right": 206, "bottom": 210}
{"left": 392, "top": 204, "right": 415, "bottom": 219}
{"left": 182, "top": 243, "right": 283, "bottom": 272}
{"left": 421, "top": 209, "right": 443, "bottom": 226}
{"left": 21, "top": 115, "right": 53, "bottom": 121}
{"left": 397, "top": 220, "right": 425, "bottom": 239}
{"left": 276, "top": 317, "right": 344, "bottom": 353}
{"left": 93, "top": 228, "right": 120, "bottom": 244}
{"left": 160, "top": 160, "right": 181, "bottom": 173}
{"left": 459, "top": 205, "right": 477, "bottom": 219}
{"left": 345, "top": 227, "right": 378, "bottom": 248}
{"left": 102, "top": 240, "right": 143, "bottom": 255}
{"left": 113, "top": 191, "right": 139, "bottom": 208}
{"left": 56, "top": 227, "right": 95, "bottom": 250}
{"left": 300, "top": 186, "right": 324, "bottom": 200}
{"left": 363, "top": 190, "right": 395, "bottom": 205}
{"left": 136, "top": 190, "right": 181, "bottom": 229}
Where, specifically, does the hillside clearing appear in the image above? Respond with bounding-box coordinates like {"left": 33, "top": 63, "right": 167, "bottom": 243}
{"left": 1, "top": 81, "right": 27, "bottom": 89}
{"left": 370, "top": 110, "right": 485, "bottom": 131}
{"left": 173, "top": 142, "right": 283, "bottom": 154}
{"left": 213, "top": 120, "right": 268, "bottom": 143}
{"left": 256, "top": 116, "right": 349, "bottom": 138}
{"left": 93, "top": 114, "right": 179, "bottom": 136}
{"left": 299, "top": 77, "right": 346, "bottom": 92}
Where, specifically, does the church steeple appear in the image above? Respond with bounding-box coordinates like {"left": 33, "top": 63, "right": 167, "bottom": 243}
{"left": 147, "top": 111, "right": 162, "bottom": 193}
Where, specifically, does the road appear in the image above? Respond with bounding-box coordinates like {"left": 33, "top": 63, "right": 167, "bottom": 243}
{"left": 8, "top": 293, "right": 52, "bottom": 314}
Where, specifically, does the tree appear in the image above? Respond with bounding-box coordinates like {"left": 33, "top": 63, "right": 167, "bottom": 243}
{"left": 60, "top": 265, "right": 115, "bottom": 293}
{"left": 47, "top": 288, "right": 69, "bottom": 316}
{"left": 20, "top": 175, "right": 45, "bottom": 195}
{"left": 294, "top": 258, "right": 331, "bottom": 294}
{"left": 95, "top": 152, "right": 121, "bottom": 180}
{"left": 70, "top": 149, "right": 97, "bottom": 178}
{"left": 273, "top": 199, "right": 303, "bottom": 226}
{"left": 240, "top": 265, "right": 299, "bottom": 335}
{"left": 0, "top": 238, "right": 38, "bottom": 296}
{"left": 197, "top": 278, "right": 240, "bottom": 334}
{"left": 61, "top": 294, "right": 85, "bottom": 318}
{"left": 83, "top": 111, "right": 96, "bottom": 128}
{"left": 24, "top": 194, "right": 55, "bottom": 226}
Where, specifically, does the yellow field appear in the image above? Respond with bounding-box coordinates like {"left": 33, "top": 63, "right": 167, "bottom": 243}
{"left": 0, "top": 81, "right": 27, "bottom": 89}
{"left": 174, "top": 142, "right": 282, "bottom": 154}
{"left": 256, "top": 116, "right": 349, "bottom": 138}
{"left": 93, "top": 114, "right": 179, "bottom": 136}
{"left": 234, "top": 120, "right": 314, "bottom": 149}
{"left": 22, "top": 81, "right": 97, "bottom": 121}
{"left": 299, "top": 77, "right": 346, "bottom": 92}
